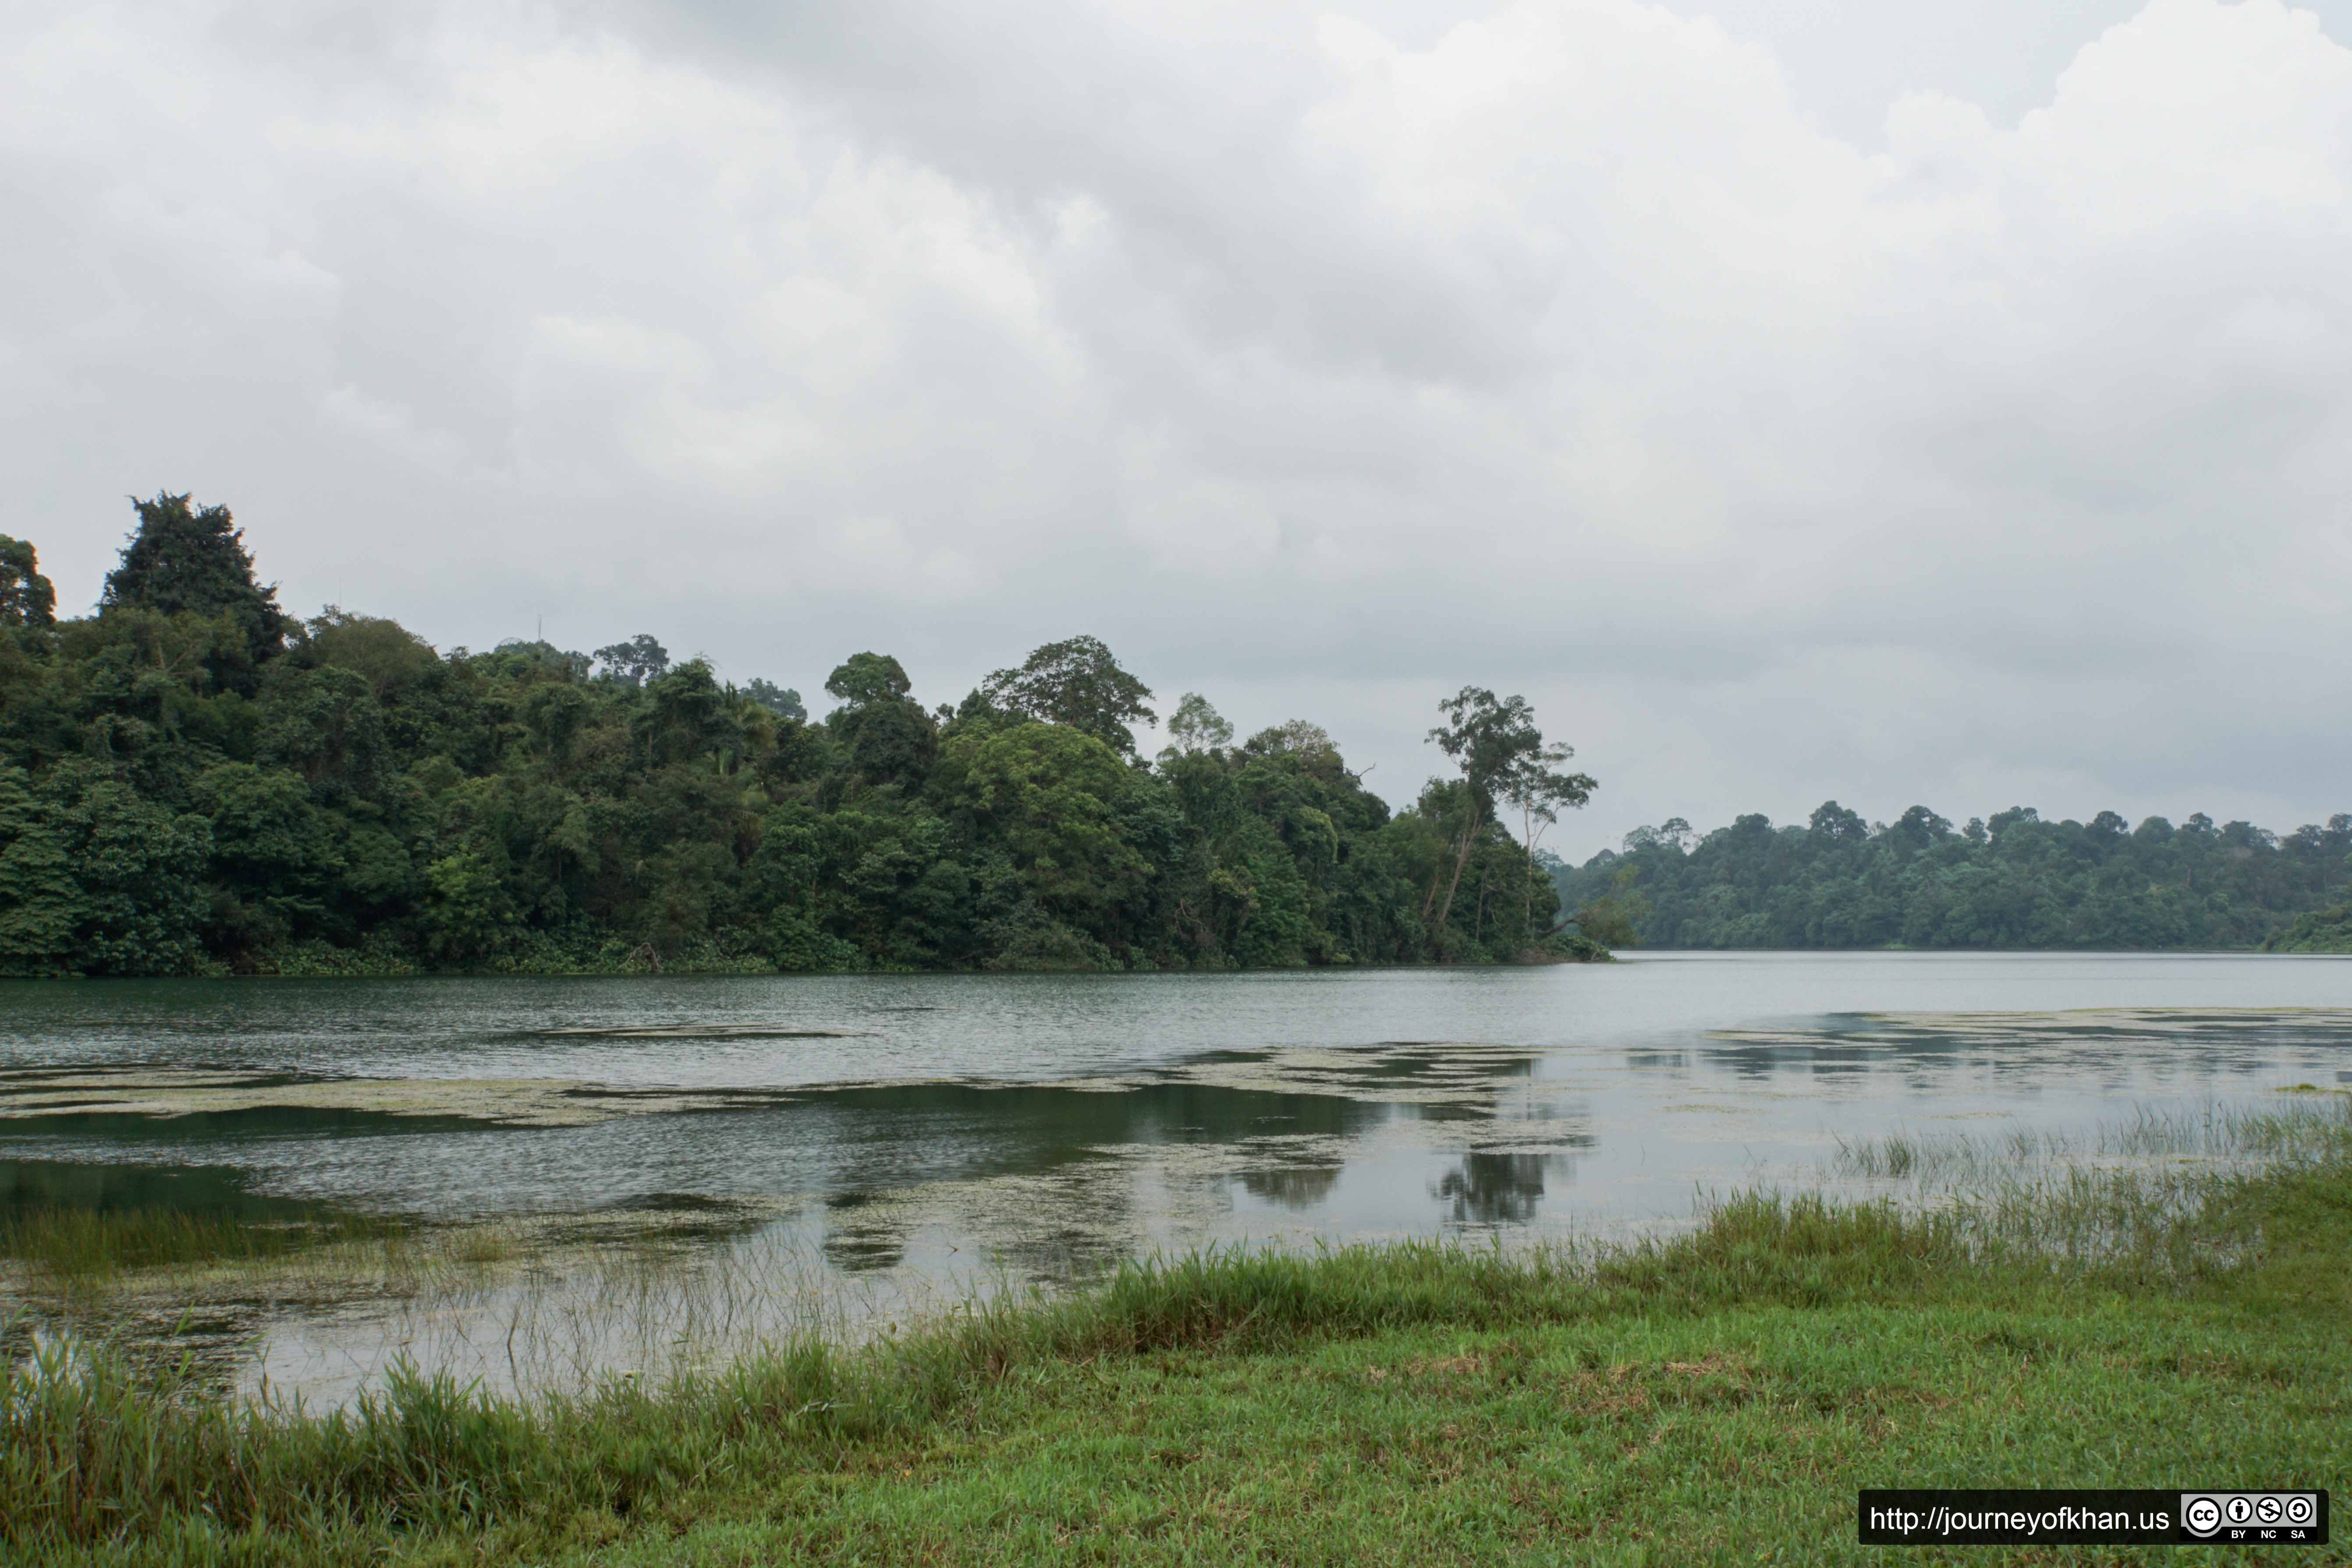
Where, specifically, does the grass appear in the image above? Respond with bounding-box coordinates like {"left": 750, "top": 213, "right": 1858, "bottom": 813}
{"left": 1830, "top": 1094, "right": 2352, "bottom": 1183}
{"left": 0, "top": 1207, "right": 414, "bottom": 1285}
{"left": 5, "top": 1103, "right": 2348, "bottom": 1565}
{"left": 0, "top": 1202, "right": 841, "bottom": 1408}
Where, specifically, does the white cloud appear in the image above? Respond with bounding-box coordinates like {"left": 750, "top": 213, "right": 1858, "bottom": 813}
{"left": 4, "top": 0, "right": 2352, "bottom": 854}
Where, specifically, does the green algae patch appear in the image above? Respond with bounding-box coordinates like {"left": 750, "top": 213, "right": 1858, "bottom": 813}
{"left": 1706, "top": 1004, "right": 2352, "bottom": 1054}
{"left": 0, "top": 1066, "right": 801, "bottom": 1128}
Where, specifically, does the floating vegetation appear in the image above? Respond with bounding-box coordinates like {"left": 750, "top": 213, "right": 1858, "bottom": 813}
{"left": 525, "top": 1024, "right": 868, "bottom": 1039}
{"left": 919, "top": 1041, "right": 1557, "bottom": 1113}
{"left": 0, "top": 1039, "right": 1554, "bottom": 1138}
{"left": 1709, "top": 1005, "right": 2352, "bottom": 1054}
{"left": 0, "top": 1065, "right": 802, "bottom": 1128}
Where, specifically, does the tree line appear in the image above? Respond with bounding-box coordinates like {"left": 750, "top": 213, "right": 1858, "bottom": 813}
{"left": 0, "top": 495, "right": 1606, "bottom": 977}
{"left": 1552, "top": 800, "right": 2352, "bottom": 952}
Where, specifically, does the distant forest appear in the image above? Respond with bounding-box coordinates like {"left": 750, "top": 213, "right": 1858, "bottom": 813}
{"left": 1551, "top": 802, "right": 2352, "bottom": 954}
{"left": 0, "top": 495, "right": 1603, "bottom": 978}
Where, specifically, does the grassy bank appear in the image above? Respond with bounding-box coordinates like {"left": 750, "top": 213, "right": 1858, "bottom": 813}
{"left": 7, "top": 1106, "right": 2348, "bottom": 1565}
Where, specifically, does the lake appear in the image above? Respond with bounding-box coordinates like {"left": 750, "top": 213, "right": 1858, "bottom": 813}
{"left": 6, "top": 951, "right": 2350, "bottom": 1398}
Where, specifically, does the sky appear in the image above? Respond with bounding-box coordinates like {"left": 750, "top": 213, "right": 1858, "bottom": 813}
{"left": 4, "top": 0, "right": 2351, "bottom": 862}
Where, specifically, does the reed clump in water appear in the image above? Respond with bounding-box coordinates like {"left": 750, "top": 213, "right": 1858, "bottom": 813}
{"left": 0, "top": 1199, "right": 869, "bottom": 1423}
{"left": 0, "top": 1206, "right": 414, "bottom": 1287}
{"left": 1831, "top": 1093, "right": 2352, "bottom": 1185}
{"left": 1820, "top": 1095, "right": 2352, "bottom": 1290}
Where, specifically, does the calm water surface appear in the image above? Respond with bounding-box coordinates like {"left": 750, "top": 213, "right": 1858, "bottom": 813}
{"left": 7, "top": 952, "right": 2352, "bottom": 1255}
{"left": 7, "top": 953, "right": 2352, "bottom": 1399}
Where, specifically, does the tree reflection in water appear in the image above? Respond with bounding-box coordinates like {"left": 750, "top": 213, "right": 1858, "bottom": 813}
{"left": 820, "top": 1191, "right": 906, "bottom": 1272}
{"left": 1433, "top": 1153, "right": 1565, "bottom": 1227}
{"left": 1239, "top": 1164, "right": 1342, "bottom": 1210}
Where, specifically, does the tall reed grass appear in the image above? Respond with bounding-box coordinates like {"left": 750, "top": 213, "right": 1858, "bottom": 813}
{"left": 1822, "top": 1093, "right": 2352, "bottom": 1283}
{"left": 1828, "top": 1093, "right": 2352, "bottom": 1184}
{"left": 1, "top": 1206, "right": 411, "bottom": 1283}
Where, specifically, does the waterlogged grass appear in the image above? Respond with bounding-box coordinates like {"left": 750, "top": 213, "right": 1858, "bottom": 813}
{"left": 6, "top": 1110, "right": 2348, "bottom": 1565}
{"left": 1, "top": 1206, "right": 414, "bottom": 1284}
{"left": 1813, "top": 1096, "right": 2352, "bottom": 1298}
{"left": 1, "top": 1201, "right": 875, "bottom": 1414}
{"left": 1831, "top": 1093, "right": 2352, "bottom": 1184}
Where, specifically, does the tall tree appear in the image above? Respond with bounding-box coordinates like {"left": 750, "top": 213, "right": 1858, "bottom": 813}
{"left": 1163, "top": 692, "right": 1234, "bottom": 754}
{"left": 745, "top": 678, "right": 805, "bottom": 721}
{"left": 1501, "top": 741, "right": 1595, "bottom": 932}
{"left": 981, "top": 635, "right": 1155, "bottom": 753}
{"left": 823, "top": 652, "right": 911, "bottom": 708}
{"left": 593, "top": 634, "right": 670, "bottom": 687}
{"left": 102, "top": 493, "right": 292, "bottom": 660}
{"left": 1423, "top": 688, "right": 1572, "bottom": 940}
{"left": 824, "top": 652, "right": 935, "bottom": 786}
{"left": 0, "top": 536, "right": 55, "bottom": 628}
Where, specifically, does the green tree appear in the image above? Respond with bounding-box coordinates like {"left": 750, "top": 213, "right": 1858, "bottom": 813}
{"left": 981, "top": 636, "right": 1155, "bottom": 754}
{"left": 1163, "top": 693, "right": 1234, "bottom": 755}
{"left": 519, "top": 681, "right": 596, "bottom": 768}
{"left": 0, "top": 536, "right": 56, "bottom": 628}
{"left": 635, "top": 660, "right": 742, "bottom": 768}
{"left": 945, "top": 722, "right": 1149, "bottom": 936}
{"left": 102, "top": 493, "right": 292, "bottom": 665}
{"left": 260, "top": 666, "right": 390, "bottom": 800}
{"left": 593, "top": 634, "right": 670, "bottom": 687}
{"left": 1423, "top": 688, "right": 1568, "bottom": 941}
{"left": 1244, "top": 720, "right": 1342, "bottom": 771}
{"left": 1500, "top": 739, "right": 1595, "bottom": 934}
{"left": 304, "top": 611, "right": 439, "bottom": 698}
{"left": 421, "top": 851, "right": 513, "bottom": 960}
{"left": 1809, "top": 800, "right": 1869, "bottom": 844}
{"left": 745, "top": 679, "right": 805, "bottom": 721}
{"left": 824, "top": 652, "right": 912, "bottom": 707}
{"left": 189, "top": 763, "right": 350, "bottom": 956}
{"left": 0, "top": 763, "right": 211, "bottom": 976}
{"left": 1572, "top": 864, "right": 1648, "bottom": 947}
{"left": 824, "top": 653, "right": 936, "bottom": 788}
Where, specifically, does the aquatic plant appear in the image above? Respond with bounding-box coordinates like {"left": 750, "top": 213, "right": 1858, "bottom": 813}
{"left": 0, "top": 1206, "right": 410, "bottom": 1284}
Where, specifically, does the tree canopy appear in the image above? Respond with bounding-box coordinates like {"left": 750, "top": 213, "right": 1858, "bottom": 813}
{"left": 744, "top": 679, "right": 805, "bottom": 721}
{"left": 1424, "top": 688, "right": 1593, "bottom": 938}
{"left": 0, "top": 498, "right": 1599, "bottom": 976}
{"left": 1164, "top": 693, "right": 1234, "bottom": 754}
{"left": 980, "top": 635, "right": 1156, "bottom": 754}
{"left": 0, "top": 536, "right": 55, "bottom": 629}
{"left": 101, "top": 493, "right": 292, "bottom": 667}
{"left": 593, "top": 635, "right": 670, "bottom": 687}
{"left": 1554, "top": 804, "right": 2352, "bottom": 951}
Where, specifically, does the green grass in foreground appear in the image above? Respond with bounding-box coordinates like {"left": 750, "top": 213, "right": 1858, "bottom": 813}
{"left": 6, "top": 1121, "right": 2349, "bottom": 1566}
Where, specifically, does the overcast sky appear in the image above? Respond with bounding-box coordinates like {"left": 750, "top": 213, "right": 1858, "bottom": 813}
{"left": 6, "top": 0, "right": 2351, "bottom": 861}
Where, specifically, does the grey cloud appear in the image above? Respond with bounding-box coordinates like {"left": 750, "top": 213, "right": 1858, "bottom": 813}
{"left": 3, "top": 0, "right": 2351, "bottom": 861}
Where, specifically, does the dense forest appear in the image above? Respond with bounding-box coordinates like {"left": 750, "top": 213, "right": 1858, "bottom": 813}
{"left": 1552, "top": 801, "right": 2352, "bottom": 953}
{"left": 0, "top": 496, "right": 1604, "bottom": 978}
